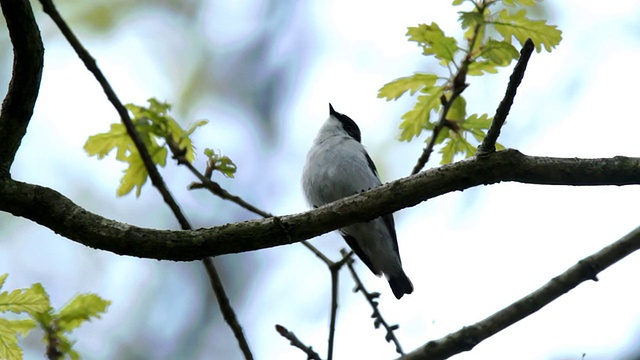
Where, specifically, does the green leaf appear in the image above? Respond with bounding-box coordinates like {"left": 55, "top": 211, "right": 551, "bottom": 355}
{"left": 447, "top": 95, "right": 467, "bottom": 121}
{"left": 0, "top": 319, "right": 23, "bottom": 360}
{"left": 218, "top": 157, "right": 237, "bottom": 178}
{"left": 462, "top": 113, "right": 493, "bottom": 129}
{"left": 0, "top": 284, "right": 50, "bottom": 315}
{"left": 478, "top": 39, "right": 519, "bottom": 65}
{"left": 117, "top": 145, "right": 167, "bottom": 197}
{"left": 205, "top": 149, "right": 238, "bottom": 178}
{"left": 55, "top": 332, "right": 80, "bottom": 360}
{"left": 467, "top": 60, "right": 500, "bottom": 75}
{"left": 0, "top": 274, "right": 7, "bottom": 290}
{"left": 84, "top": 123, "right": 131, "bottom": 161}
{"left": 166, "top": 117, "right": 197, "bottom": 162}
{"left": 407, "top": 23, "right": 458, "bottom": 65}
{"left": 440, "top": 133, "right": 477, "bottom": 165}
{"left": 185, "top": 120, "right": 208, "bottom": 137}
{"left": 440, "top": 138, "right": 456, "bottom": 164}
{"left": 502, "top": 0, "right": 536, "bottom": 6}
{"left": 425, "top": 127, "right": 451, "bottom": 147}
{"left": 5, "top": 319, "right": 35, "bottom": 337}
{"left": 57, "top": 294, "right": 111, "bottom": 332}
{"left": 458, "top": 135, "right": 477, "bottom": 158}
{"left": 458, "top": 11, "right": 484, "bottom": 30}
{"left": 468, "top": 127, "right": 488, "bottom": 142}
{"left": 492, "top": 9, "right": 562, "bottom": 52}
{"left": 378, "top": 73, "right": 438, "bottom": 101}
{"left": 87, "top": 97, "right": 212, "bottom": 197}
{"left": 398, "top": 86, "right": 444, "bottom": 141}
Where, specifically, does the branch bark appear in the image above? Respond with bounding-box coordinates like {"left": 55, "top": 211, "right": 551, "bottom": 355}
{"left": 1, "top": 150, "right": 640, "bottom": 260}
{"left": 0, "top": 0, "right": 43, "bottom": 177}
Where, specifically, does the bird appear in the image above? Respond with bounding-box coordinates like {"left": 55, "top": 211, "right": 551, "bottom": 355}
{"left": 302, "top": 103, "right": 413, "bottom": 299}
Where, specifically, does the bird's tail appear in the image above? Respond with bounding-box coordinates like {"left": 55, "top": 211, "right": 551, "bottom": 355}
{"left": 388, "top": 270, "right": 413, "bottom": 299}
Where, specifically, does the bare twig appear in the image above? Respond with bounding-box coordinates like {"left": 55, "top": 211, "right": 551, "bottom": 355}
{"left": 182, "top": 160, "right": 273, "bottom": 218}
{"left": 275, "top": 325, "right": 322, "bottom": 360}
{"left": 341, "top": 249, "right": 405, "bottom": 355}
{"left": 326, "top": 251, "right": 353, "bottom": 360}
{"left": 0, "top": 0, "right": 44, "bottom": 176}
{"left": 38, "top": 2, "right": 253, "bottom": 358}
{"left": 300, "top": 240, "right": 333, "bottom": 267}
{"left": 477, "top": 38, "right": 535, "bottom": 156}
{"left": 203, "top": 258, "right": 253, "bottom": 359}
{"left": 401, "top": 225, "right": 640, "bottom": 360}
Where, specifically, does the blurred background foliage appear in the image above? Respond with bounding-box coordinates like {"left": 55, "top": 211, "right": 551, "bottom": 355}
{"left": 1, "top": 0, "right": 307, "bottom": 358}
{"left": 3, "top": 1, "right": 640, "bottom": 359}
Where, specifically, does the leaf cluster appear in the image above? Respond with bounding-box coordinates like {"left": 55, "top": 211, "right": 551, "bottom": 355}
{"left": 378, "top": 0, "right": 561, "bottom": 164}
{"left": 84, "top": 98, "right": 209, "bottom": 197}
{"left": 0, "top": 274, "right": 110, "bottom": 359}
{"left": 204, "top": 148, "right": 237, "bottom": 179}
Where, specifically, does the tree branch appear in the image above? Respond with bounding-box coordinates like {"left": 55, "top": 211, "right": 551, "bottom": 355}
{"left": 342, "top": 249, "right": 404, "bottom": 355}
{"left": 0, "top": 0, "right": 44, "bottom": 177}
{"left": 275, "top": 325, "right": 322, "bottom": 360}
{"left": 37, "top": 2, "right": 253, "bottom": 358}
{"left": 38, "top": 0, "right": 190, "bottom": 228}
{"left": 2, "top": 150, "right": 640, "bottom": 260}
{"left": 477, "top": 38, "right": 535, "bottom": 156}
{"left": 202, "top": 258, "right": 253, "bottom": 360}
{"left": 326, "top": 251, "right": 352, "bottom": 360}
{"left": 399, "top": 224, "right": 640, "bottom": 360}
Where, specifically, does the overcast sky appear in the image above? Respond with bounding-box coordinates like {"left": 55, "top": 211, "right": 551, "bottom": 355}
{"left": 3, "top": 1, "right": 640, "bottom": 359}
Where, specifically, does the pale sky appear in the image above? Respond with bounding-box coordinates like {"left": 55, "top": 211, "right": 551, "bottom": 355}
{"left": 3, "top": 1, "right": 640, "bottom": 359}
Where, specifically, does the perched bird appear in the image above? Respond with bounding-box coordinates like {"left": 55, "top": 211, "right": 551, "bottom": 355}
{"left": 302, "top": 104, "right": 413, "bottom": 299}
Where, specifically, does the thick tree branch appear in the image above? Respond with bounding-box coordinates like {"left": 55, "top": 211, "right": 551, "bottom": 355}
{"left": 399, "top": 224, "right": 640, "bottom": 360}
{"left": 0, "top": 0, "right": 44, "bottom": 177}
{"left": 1, "top": 150, "right": 639, "bottom": 260}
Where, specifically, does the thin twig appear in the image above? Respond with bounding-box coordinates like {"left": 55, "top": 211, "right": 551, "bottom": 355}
{"left": 275, "top": 325, "right": 323, "bottom": 360}
{"left": 410, "top": 24, "right": 481, "bottom": 175}
{"left": 341, "top": 249, "right": 405, "bottom": 356}
{"left": 410, "top": 87, "right": 466, "bottom": 175}
{"left": 477, "top": 38, "right": 535, "bottom": 156}
{"left": 38, "top": 2, "right": 253, "bottom": 359}
{"left": 301, "top": 240, "right": 334, "bottom": 266}
{"left": 39, "top": 0, "right": 190, "bottom": 228}
{"left": 203, "top": 258, "right": 253, "bottom": 359}
{"left": 327, "top": 267, "right": 339, "bottom": 360}
{"left": 182, "top": 160, "right": 272, "bottom": 218}
{"left": 326, "top": 251, "right": 353, "bottom": 360}
{"left": 401, "top": 224, "right": 640, "bottom": 360}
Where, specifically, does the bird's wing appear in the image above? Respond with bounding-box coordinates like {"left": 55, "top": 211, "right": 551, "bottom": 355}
{"left": 364, "top": 151, "right": 379, "bottom": 178}
{"left": 381, "top": 213, "right": 400, "bottom": 258}
{"left": 341, "top": 232, "right": 380, "bottom": 275}
{"left": 364, "top": 149, "right": 401, "bottom": 258}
